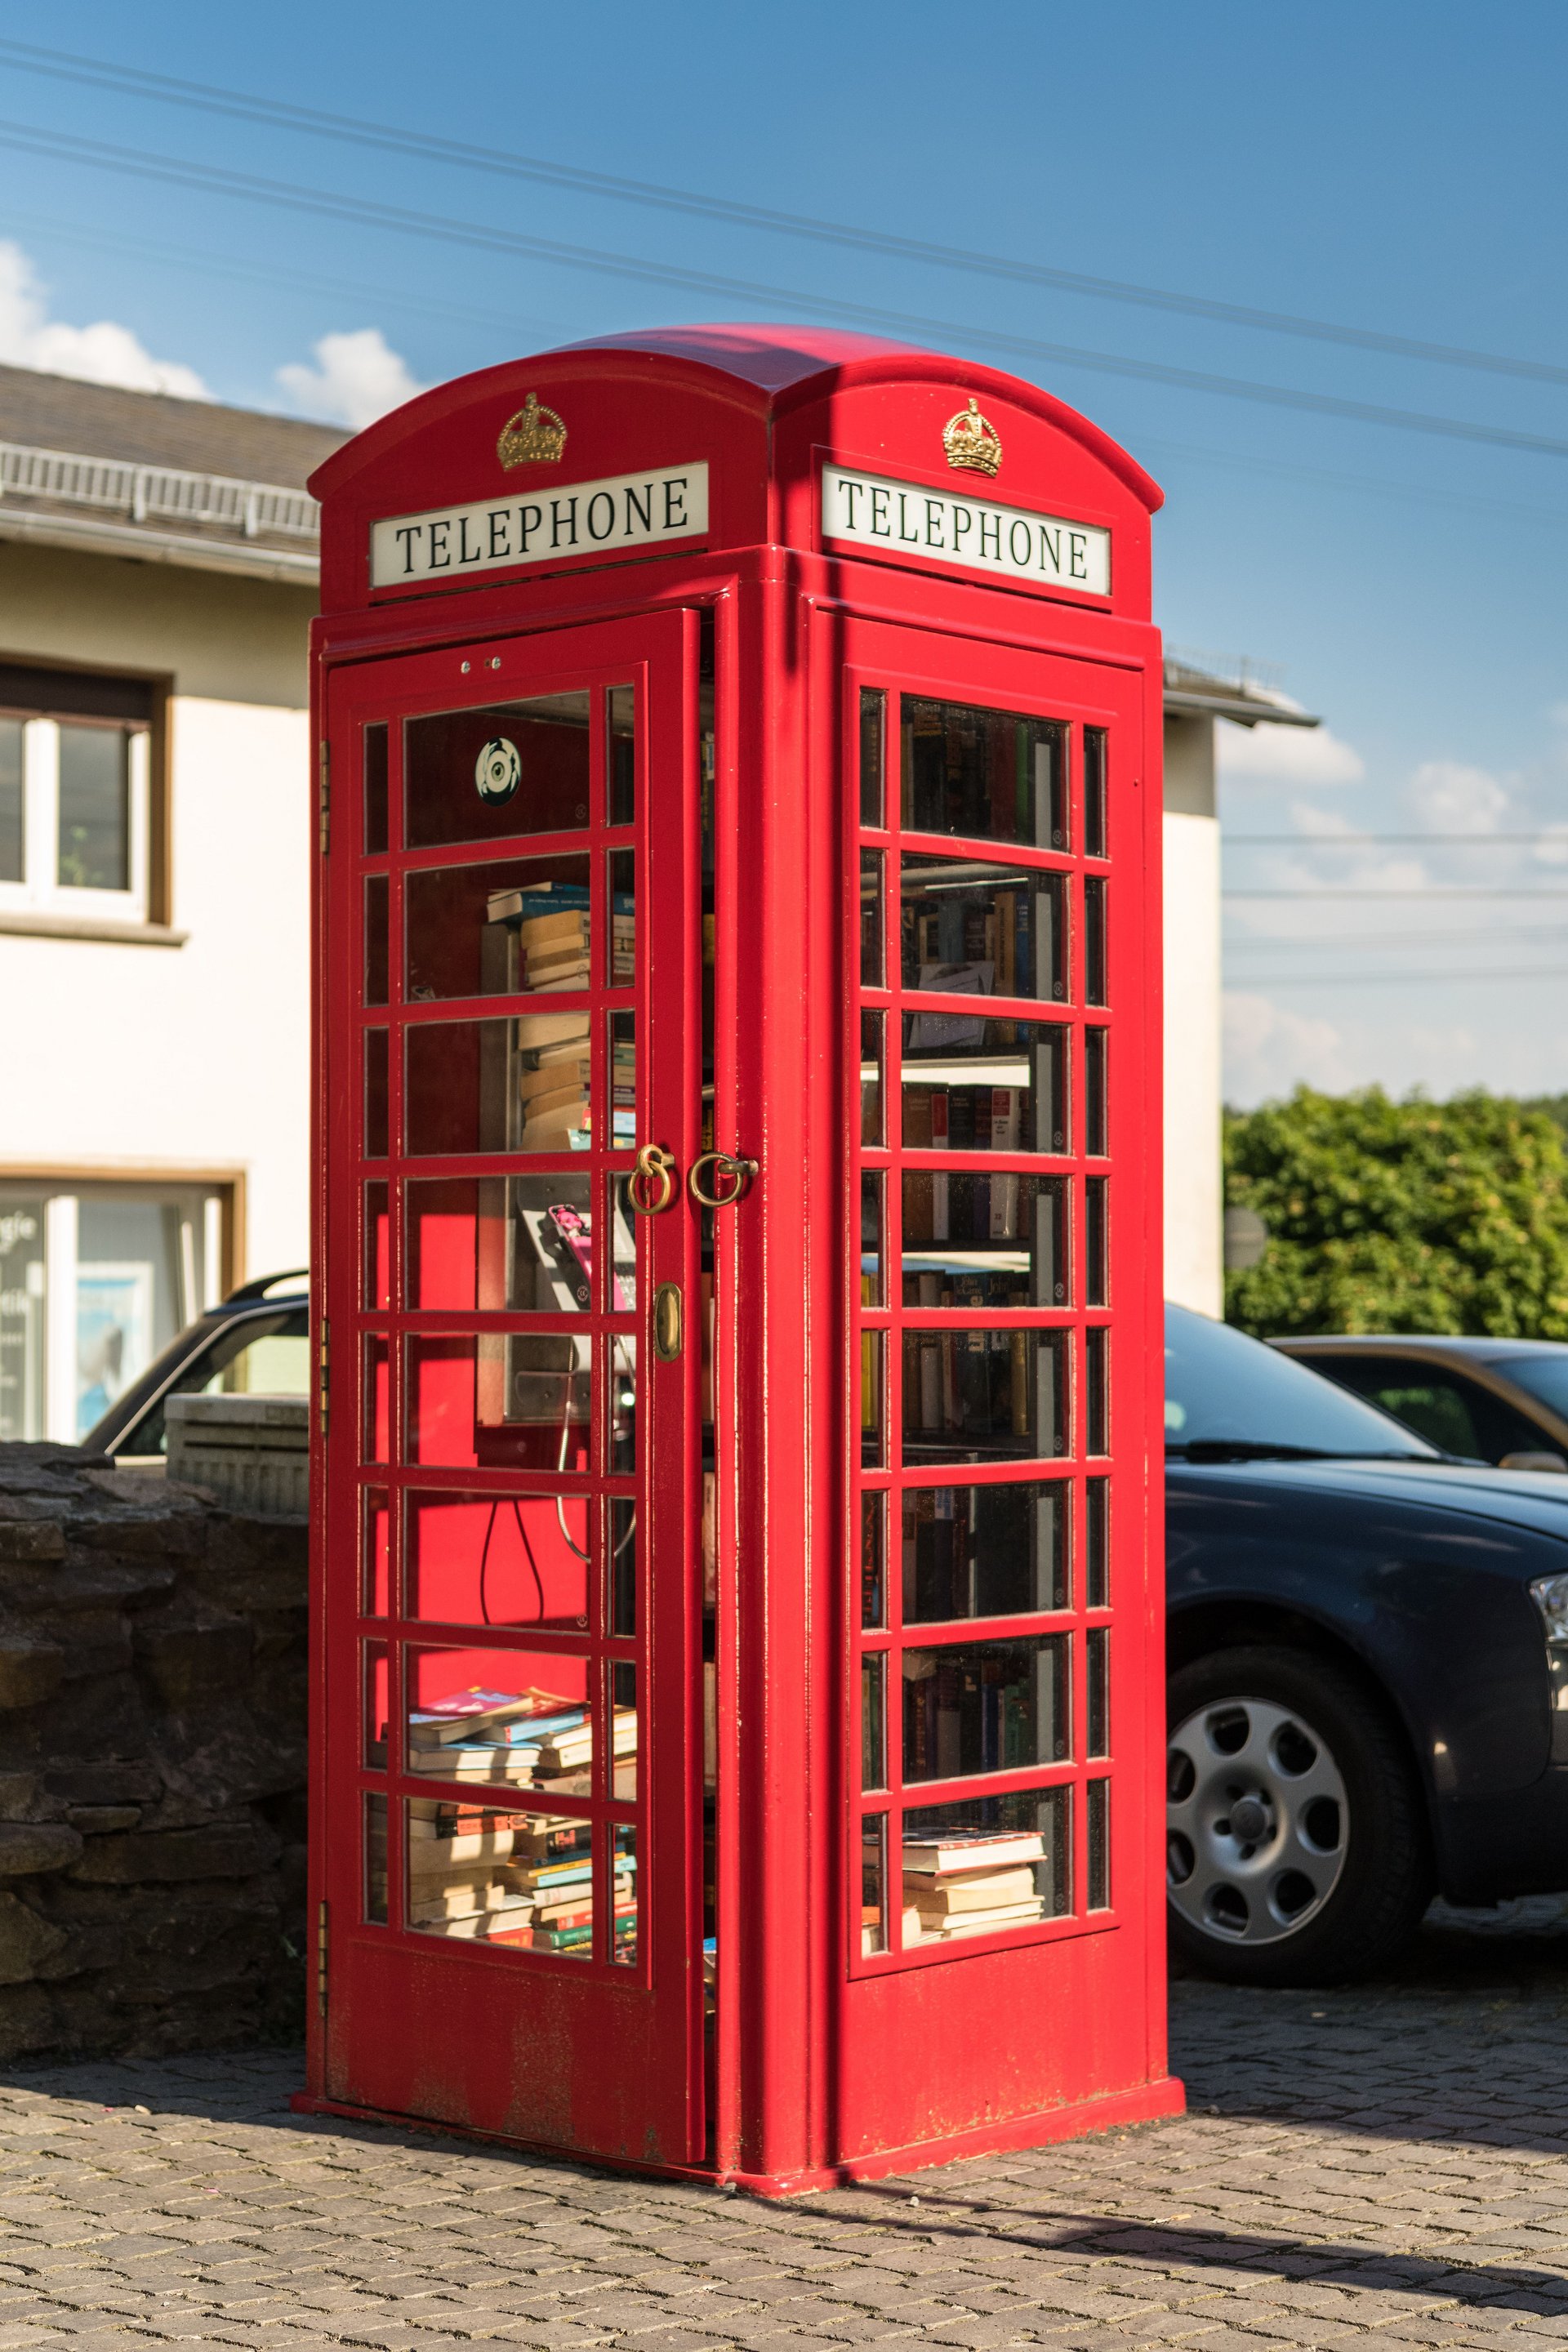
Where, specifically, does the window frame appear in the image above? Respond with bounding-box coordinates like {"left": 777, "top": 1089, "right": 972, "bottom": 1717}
{"left": 0, "top": 663, "right": 170, "bottom": 928}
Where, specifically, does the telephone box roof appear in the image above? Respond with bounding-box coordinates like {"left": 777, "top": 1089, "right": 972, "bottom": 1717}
{"left": 310, "top": 322, "right": 1162, "bottom": 514}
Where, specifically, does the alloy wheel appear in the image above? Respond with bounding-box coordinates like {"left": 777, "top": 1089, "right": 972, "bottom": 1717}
{"left": 1166, "top": 1695, "right": 1348, "bottom": 1944}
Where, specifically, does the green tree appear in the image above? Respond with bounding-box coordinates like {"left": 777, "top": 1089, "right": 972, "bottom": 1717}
{"left": 1223, "top": 1085, "right": 1568, "bottom": 1339}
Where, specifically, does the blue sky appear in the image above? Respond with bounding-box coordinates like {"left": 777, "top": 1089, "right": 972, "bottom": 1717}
{"left": 4, "top": 1, "right": 1567, "bottom": 1107}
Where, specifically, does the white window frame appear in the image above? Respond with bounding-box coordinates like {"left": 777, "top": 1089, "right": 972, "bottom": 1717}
{"left": 0, "top": 715, "right": 150, "bottom": 923}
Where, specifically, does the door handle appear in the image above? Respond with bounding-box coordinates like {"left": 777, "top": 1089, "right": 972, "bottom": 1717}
{"left": 627, "top": 1143, "right": 678, "bottom": 1215}
{"left": 688, "top": 1151, "right": 758, "bottom": 1209}
{"left": 653, "top": 1282, "right": 683, "bottom": 1363}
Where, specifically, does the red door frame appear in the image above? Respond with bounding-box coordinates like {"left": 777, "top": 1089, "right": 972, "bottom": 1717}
{"left": 313, "top": 608, "right": 706, "bottom": 2167}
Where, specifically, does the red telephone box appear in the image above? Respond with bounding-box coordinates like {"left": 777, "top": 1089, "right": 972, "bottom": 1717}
{"left": 298, "top": 324, "right": 1182, "bottom": 2191}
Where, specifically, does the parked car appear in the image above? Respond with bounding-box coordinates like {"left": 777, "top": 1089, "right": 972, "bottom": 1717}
{"left": 80, "top": 1269, "right": 309, "bottom": 1461}
{"left": 1165, "top": 1303, "right": 1568, "bottom": 1985}
{"left": 1272, "top": 1332, "right": 1568, "bottom": 1471}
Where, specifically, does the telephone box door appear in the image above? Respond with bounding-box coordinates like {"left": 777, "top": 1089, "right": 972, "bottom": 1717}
{"left": 318, "top": 608, "right": 703, "bottom": 2165}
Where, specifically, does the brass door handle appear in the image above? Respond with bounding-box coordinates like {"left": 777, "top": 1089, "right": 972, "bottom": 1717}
{"left": 688, "top": 1150, "right": 758, "bottom": 1209}
{"left": 627, "top": 1143, "right": 678, "bottom": 1215}
{"left": 653, "top": 1282, "right": 683, "bottom": 1362}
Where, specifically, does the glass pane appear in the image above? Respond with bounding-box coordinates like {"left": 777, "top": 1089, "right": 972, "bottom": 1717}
{"left": 608, "top": 686, "right": 635, "bottom": 826}
{"left": 610, "top": 1497, "right": 637, "bottom": 1636}
{"left": 861, "top": 1652, "right": 886, "bottom": 1790}
{"left": 902, "top": 1784, "right": 1069, "bottom": 1938}
{"left": 900, "top": 856, "right": 1067, "bottom": 1004}
{"left": 860, "top": 1491, "right": 886, "bottom": 1628}
{"left": 903, "top": 1637, "right": 1070, "bottom": 1782}
{"left": 612, "top": 1821, "right": 638, "bottom": 1964}
{"left": 1086, "top": 1628, "right": 1110, "bottom": 1757}
{"left": 610, "top": 1334, "right": 637, "bottom": 1474}
{"left": 861, "top": 1330, "right": 884, "bottom": 1468}
{"left": 405, "top": 693, "right": 592, "bottom": 849}
{"left": 902, "top": 1481, "right": 1067, "bottom": 1622}
{"left": 406, "top": 1174, "right": 604, "bottom": 1311}
{"left": 608, "top": 1176, "right": 639, "bottom": 1312}
{"left": 1086, "top": 1178, "right": 1107, "bottom": 1307}
{"left": 902, "top": 1329, "right": 1067, "bottom": 1463}
{"left": 365, "top": 1030, "right": 389, "bottom": 1158}
{"left": 902, "top": 697, "right": 1065, "bottom": 849}
{"left": 407, "top": 1798, "right": 594, "bottom": 1954}
{"left": 0, "top": 1199, "right": 44, "bottom": 1442}
{"left": 1088, "top": 1779, "right": 1110, "bottom": 1909}
{"left": 610, "top": 1012, "right": 636, "bottom": 1149}
{"left": 406, "top": 854, "right": 590, "bottom": 1000}
{"left": 0, "top": 717, "right": 21, "bottom": 880}
{"left": 405, "top": 1646, "right": 592, "bottom": 1796}
{"left": 1085, "top": 1477, "right": 1109, "bottom": 1609}
{"left": 363, "top": 1334, "right": 389, "bottom": 1465}
{"left": 364, "top": 1793, "right": 388, "bottom": 1923}
{"left": 860, "top": 1011, "right": 884, "bottom": 1146}
{"left": 861, "top": 1813, "right": 888, "bottom": 1955}
{"left": 609, "top": 850, "right": 635, "bottom": 984}
{"left": 901, "top": 1020, "right": 1067, "bottom": 1156}
{"left": 406, "top": 1332, "right": 590, "bottom": 1472}
{"left": 1083, "top": 728, "right": 1107, "bottom": 859}
{"left": 364, "top": 1182, "right": 390, "bottom": 1310}
{"left": 406, "top": 1490, "right": 588, "bottom": 1630}
{"left": 363, "top": 1641, "right": 390, "bottom": 1767}
{"left": 1085, "top": 878, "right": 1107, "bottom": 1006}
{"left": 1085, "top": 1028, "right": 1107, "bottom": 1157}
{"left": 860, "top": 1172, "right": 884, "bottom": 1305}
{"left": 859, "top": 687, "right": 885, "bottom": 828}
{"left": 363, "top": 1486, "right": 390, "bottom": 1615}
{"left": 1086, "top": 1328, "right": 1108, "bottom": 1456}
{"left": 363, "top": 721, "right": 388, "bottom": 854}
{"left": 902, "top": 1173, "right": 1067, "bottom": 1307}
{"left": 405, "top": 1013, "right": 595, "bottom": 1156}
{"left": 57, "top": 724, "right": 128, "bottom": 889}
{"left": 860, "top": 851, "right": 883, "bottom": 987}
{"left": 609, "top": 1659, "right": 638, "bottom": 1798}
{"left": 364, "top": 875, "right": 389, "bottom": 1005}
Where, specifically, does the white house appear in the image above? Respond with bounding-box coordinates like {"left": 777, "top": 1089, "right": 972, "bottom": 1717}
{"left": 0, "top": 363, "right": 1316, "bottom": 1441}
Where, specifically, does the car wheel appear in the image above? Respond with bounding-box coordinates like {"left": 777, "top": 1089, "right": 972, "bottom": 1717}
{"left": 1166, "top": 1646, "right": 1431, "bottom": 1986}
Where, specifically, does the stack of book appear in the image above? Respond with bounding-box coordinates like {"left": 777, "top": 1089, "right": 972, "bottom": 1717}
{"left": 514, "top": 1011, "right": 592, "bottom": 1152}
{"left": 902, "top": 1827, "right": 1046, "bottom": 1942}
{"left": 405, "top": 1686, "right": 637, "bottom": 1799}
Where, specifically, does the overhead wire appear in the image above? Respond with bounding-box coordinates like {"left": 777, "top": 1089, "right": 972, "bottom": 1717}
{"left": 1, "top": 36, "right": 1566, "bottom": 393}
{"left": 0, "top": 116, "right": 1566, "bottom": 461}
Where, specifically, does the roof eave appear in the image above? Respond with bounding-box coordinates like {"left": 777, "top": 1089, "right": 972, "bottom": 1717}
{"left": 0, "top": 508, "right": 318, "bottom": 586}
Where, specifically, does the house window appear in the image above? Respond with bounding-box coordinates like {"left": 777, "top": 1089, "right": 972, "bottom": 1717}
{"left": 0, "top": 664, "right": 161, "bottom": 924}
{"left": 0, "top": 1179, "right": 234, "bottom": 1442}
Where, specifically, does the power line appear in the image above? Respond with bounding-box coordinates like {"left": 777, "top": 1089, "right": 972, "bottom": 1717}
{"left": 2, "top": 117, "right": 1568, "bottom": 462}
{"left": 1224, "top": 889, "right": 1568, "bottom": 899}
{"left": 2, "top": 36, "right": 1566, "bottom": 394}
{"left": 1234, "top": 967, "right": 1568, "bottom": 986}
{"left": 1226, "top": 832, "right": 1568, "bottom": 847}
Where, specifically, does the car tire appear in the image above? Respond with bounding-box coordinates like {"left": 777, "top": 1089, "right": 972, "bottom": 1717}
{"left": 1166, "top": 1646, "right": 1432, "bottom": 1987}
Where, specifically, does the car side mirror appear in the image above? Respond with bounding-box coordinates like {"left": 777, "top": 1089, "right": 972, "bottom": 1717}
{"left": 1499, "top": 1450, "right": 1568, "bottom": 1473}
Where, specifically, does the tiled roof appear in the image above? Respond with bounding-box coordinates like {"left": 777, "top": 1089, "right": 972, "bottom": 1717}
{"left": 0, "top": 365, "right": 349, "bottom": 581}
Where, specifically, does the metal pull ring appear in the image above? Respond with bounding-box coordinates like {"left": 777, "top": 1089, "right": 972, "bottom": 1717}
{"left": 688, "top": 1150, "right": 758, "bottom": 1209}
{"left": 627, "top": 1143, "right": 678, "bottom": 1216}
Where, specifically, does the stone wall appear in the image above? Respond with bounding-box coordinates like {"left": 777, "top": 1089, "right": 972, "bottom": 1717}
{"left": 0, "top": 1443, "right": 307, "bottom": 2062}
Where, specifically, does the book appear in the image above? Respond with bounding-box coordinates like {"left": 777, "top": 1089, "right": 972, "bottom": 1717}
{"left": 408, "top": 1694, "right": 581, "bottom": 1748}
{"left": 902, "top": 1832, "right": 1046, "bottom": 1876}
{"left": 409, "top": 1883, "right": 528, "bottom": 1924}
{"left": 534, "top": 1710, "right": 638, "bottom": 1772}
{"left": 519, "top": 1057, "right": 591, "bottom": 1105}
{"left": 519, "top": 909, "right": 590, "bottom": 949}
{"left": 409, "top": 1748, "right": 541, "bottom": 1783}
{"left": 514, "top": 1010, "right": 595, "bottom": 1051}
{"left": 908, "top": 1866, "right": 1040, "bottom": 1915}
{"left": 917, "top": 1900, "right": 1045, "bottom": 1939}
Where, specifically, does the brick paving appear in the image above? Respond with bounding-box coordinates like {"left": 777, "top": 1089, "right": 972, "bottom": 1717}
{"left": 0, "top": 1900, "right": 1566, "bottom": 2350}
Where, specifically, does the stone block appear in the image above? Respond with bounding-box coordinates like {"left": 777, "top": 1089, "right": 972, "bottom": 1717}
{"left": 0, "top": 1520, "right": 65, "bottom": 1562}
{"left": 134, "top": 1619, "right": 253, "bottom": 1708}
{"left": 71, "top": 1821, "right": 277, "bottom": 1882}
{"left": 0, "top": 1891, "right": 71, "bottom": 1983}
{"left": 0, "top": 1820, "right": 82, "bottom": 1875}
{"left": 0, "top": 1642, "right": 65, "bottom": 1707}
{"left": 0, "top": 1773, "right": 38, "bottom": 1819}
{"left": 65, "top": 1806, "right": 141, "bottom": 1834}
{"left": 44, "top": 1761, "right": 162, "bottom": 1806}
{"left": 0, "top": 1978, "right": 55, "bottom": 2058}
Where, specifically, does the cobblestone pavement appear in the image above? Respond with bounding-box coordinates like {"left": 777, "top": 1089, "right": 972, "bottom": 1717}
{"left": 2, "top": 1901, "right": 1567, "bottom": 2351}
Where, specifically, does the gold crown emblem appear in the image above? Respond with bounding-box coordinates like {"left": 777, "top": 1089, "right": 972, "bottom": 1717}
{"left": 497, "top": 391, "right": 567, "bottom": 469}
{"left": 942, "top": 396, "right": 1002, "bottom": 479}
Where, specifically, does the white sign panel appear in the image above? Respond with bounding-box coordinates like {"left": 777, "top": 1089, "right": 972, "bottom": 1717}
{"left": 371, "top": 461, "right": 709, "bottom": 588}
{"left": 821, "top": 465, "right": 1111, "bottom": 598}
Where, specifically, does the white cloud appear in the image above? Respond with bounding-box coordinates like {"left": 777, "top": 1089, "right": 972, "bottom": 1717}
{"left": 0, "top": 241, "right": 207, "bottom": 399}
{"left": 1216, "top": 719, "right": 1365, "bottom": 786}
{"left": 1405, "top": 760, "right": 1510, "bottom": 834}
{"left": 276, "top": 328, "right": 426, "bottom": 431}
{"left": 1223, "top": 991, "right": 1349, "bottom": 1102}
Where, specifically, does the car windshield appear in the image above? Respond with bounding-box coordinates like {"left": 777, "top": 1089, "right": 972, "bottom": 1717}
{"left": 1165, "top": 1305, "right": 1439, "bottom": 1460}
{"left": 1491, "top": 1354, "right": 1568, "bottom": 1422}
